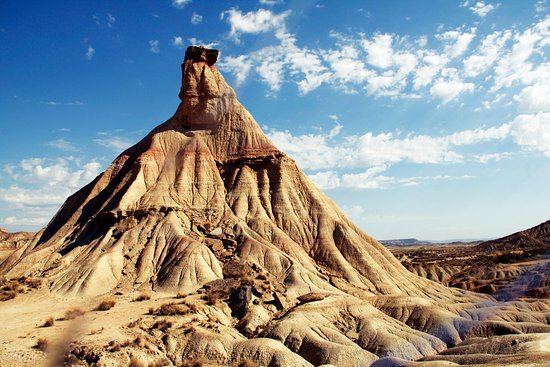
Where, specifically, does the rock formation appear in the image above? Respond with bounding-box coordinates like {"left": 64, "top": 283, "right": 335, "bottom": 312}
{"left": 1, "top": 46, "right": 549, "bottom": 367}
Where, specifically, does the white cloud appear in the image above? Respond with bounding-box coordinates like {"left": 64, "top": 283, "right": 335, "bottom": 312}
{"left": 436, "top": 28, "right": 476, "bottom": 59}
{"left": 476, "top": 152, "right": 512, "bottom": 163}
{"left": 267, "top": 121, "right": 512, "bottom": 172}
{"left": 172, "top": 0, "right": 191, "bottom": 8}
{"left": 465, "top": 1, "right": 500, "bottom": 17}
{"left": 187, "top": 37, "right": 219, "bottom": 49}
{"left": 463, "top": 30, "right": 511, "bottom": 77}
{"left": 309, "top": 168, "right": 475, "bottom": 190}
{"left": 45, "top": 139, "right": 79, "bottom": 152}
{"left": 0, "top": 158, "right": 102, "bottom": 206}
{"left": 86, "top": 45, "right": 95, "bottom": 60}
{"left": 191, "top": 12, "right": 203, "bottom": 25}
{"left": 509, "top": 112, "right": 550, "bottom": 156}
{"left": 173, "top": 36, "right": 184, "bottom": 49}
{"left": 514, "top": 83, "right": 550, "bottom": 113}
{"left": 0, "top": 158, "right": 102, "bottom": 229}
{"left": 219, "top": 55, "right": 253, "bottom": 86}
{"left": 149, "top": 40, "right": 159, "bottom": 53}
{"left": 221, "top": 8, "right": 290, "bottom": 43}
{"left": 429, "top": 68, "right": 475, "bottom": 103}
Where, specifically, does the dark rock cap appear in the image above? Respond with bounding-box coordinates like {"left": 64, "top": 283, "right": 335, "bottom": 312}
{"left": 185, "top": 46, "right": 219, "bottom": 66}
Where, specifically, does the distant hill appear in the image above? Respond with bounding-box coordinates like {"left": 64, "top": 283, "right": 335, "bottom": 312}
{"left": 380, "top": 238, "right": 432, "bottom": 246}
{"left": 476, "top": 220, "right": 550, "bottom": 253}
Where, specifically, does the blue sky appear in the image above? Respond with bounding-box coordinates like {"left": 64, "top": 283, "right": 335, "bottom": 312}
{"left": 1, "top": 1, "right": 549, "bottom": 240}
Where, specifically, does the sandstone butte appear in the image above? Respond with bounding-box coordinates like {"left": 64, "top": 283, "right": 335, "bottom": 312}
{"left": 1, "top": 46, "right": 549, "bottom": 367}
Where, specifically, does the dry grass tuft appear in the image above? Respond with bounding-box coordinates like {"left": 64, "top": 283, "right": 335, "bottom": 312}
{"left": 176, "top": 291, "right": 187, "bottom": 299}
{"left": 42, "top": 316, "right": 55, "bottom": 327}
{"left": 151, "top": 319, "right": 172, "bottom": 331}
{"left": 134, "top": 293, "right": 151, "bottom": 302}
{"left": 128, "top": 355, "right": 145, "bottom": 367}
{"left": 149, "top": 302, "right": 189, "bottom": 316}
{"left": 95, "top": 299, "right": 116, "bottom": 311}
{"left": 34, "top": 337, "right": 48, "bottom": 351}
{"left": 63, "top": 307, "right": 85, "bottom": 320}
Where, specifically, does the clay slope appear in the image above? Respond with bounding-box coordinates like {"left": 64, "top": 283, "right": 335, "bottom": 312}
{"left": 394, "top": 221, "right": 550, "bottom": 300}
{"left": 477, "top": 220, "right": 550, "bottom": 253}
{"left": 1, "top": 47, "right": 550, "bottom": 367}
{"left": 0, "top": 228, "right": 35, "bottom": 250}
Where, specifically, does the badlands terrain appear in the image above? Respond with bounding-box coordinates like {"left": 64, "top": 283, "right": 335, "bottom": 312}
{"left": 1, "top": 47, "right": 549, "bottom": 367}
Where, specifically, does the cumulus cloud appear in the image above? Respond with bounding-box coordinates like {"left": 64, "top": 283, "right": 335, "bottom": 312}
{"left": 0, "top": 158, "right": 102, "bottom": 229}
{"left": 430, "top": 68, "right": 475, "bottom": 104}
{"left": 218, "top": 6, "right": 549, "bottom": 113}
{"left": 221, "top": 8, "right": 290, "bottom": 43}
{"left": 172, "top": 0, "right": 191, "bottom": 8}
{"left": 149, "top": 40, "right": 159, "bottom": 53}
{"left": 191, "top": 12, "right": 203, "bottom": 25}
{"left": 463, "top": 1, "right": 500, "bottom": 17}
{"left": 514, "top": 83, "right": 550, "bottom": 113}
{"left": 509, "top": 112, "right": 550, "bottom": 156}
{"left": 266, "top": 120, "right": 513, "bottom": 172}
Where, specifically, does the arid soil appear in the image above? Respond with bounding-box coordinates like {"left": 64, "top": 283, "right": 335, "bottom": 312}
{"left": 392, "top": 221, "right": 550, "bottom": 301}
{"left": 1, "top": 47, "right": 549, "bottom": 367}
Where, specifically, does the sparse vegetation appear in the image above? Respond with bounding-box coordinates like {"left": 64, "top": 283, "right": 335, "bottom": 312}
{"left": 128, "top": 355, "right": 145, "bottom": 367}
{"left": 149, "top": 302, "right": 189, "bottom": 316}
{"left": 42, "top": 316, "right": 55, "bottom": 327}
{"left": 63, "top": 307, "right": 85, "bottom": 320}
{"left": 95, "top": 299, "right": 116, "bottom": 311}
{"left": 151, "top": 319, "right": 172, "bottom": 331}
{"left": 135, "top": 293, "right": 151, "bottom": 302}
{"left": 34, "top": 337, "right": 48, "bottom": 351}
{"left": 108, "top": 340, "right": 121, "bottom": 352}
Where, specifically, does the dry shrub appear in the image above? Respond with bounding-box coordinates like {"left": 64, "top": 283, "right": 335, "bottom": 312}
{"left": 21, "top": 277, "right": 41, "bottom": 289}
{"left": 149, "top": 302, "right": 189, "bottom": 316}
{"left": 96, "top": 299, "right": 116, "bottom": 311}
{"left": 151, "top": 319, "right": 172, "bottom": 331}
{"left": 128, "top": 355, "right": 145, "bottom": 367}
{"left": 135, "top": 293, "right": 151, "bottom": 302}
{"left": 108, "top": 340, "right": 121, "bottom": 352}
{"left": 63, "top": 308, "right": 85, "bottom": 320}
{"left": 34, "top": 337, "right": 48, "bottom": 351}
{"left": 0, "top": 290, "right": 17, "bottom": 301}
{"left": 133, "top": 336, "right": 146, "bottom": 347}
{"left": 42, "top": 316, "right": 55, "bottom": 327}
{"left": 182, "top": 298, "right": 199, "bottom": 312}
